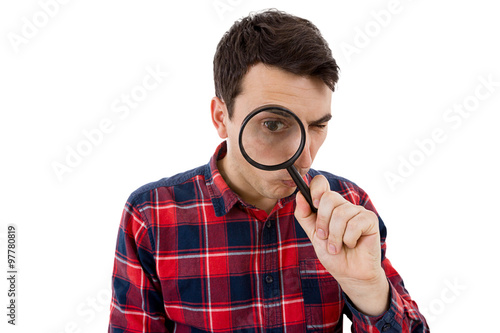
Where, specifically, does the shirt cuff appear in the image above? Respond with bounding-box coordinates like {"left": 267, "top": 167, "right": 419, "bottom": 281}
{"left": 343, "top": 280, "right": 403, "bottom": 332}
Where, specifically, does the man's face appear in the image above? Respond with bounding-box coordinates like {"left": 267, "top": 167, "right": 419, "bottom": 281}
{"left": 218, "top": 63, "right": 332, "bottom": 210}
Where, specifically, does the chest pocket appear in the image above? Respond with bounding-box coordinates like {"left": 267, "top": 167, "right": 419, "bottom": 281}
{"left": 300, "top": 259, "right": 344, "bottom": 332}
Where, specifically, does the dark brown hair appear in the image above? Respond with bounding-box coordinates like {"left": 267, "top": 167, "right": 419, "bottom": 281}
{"left": 213, "top": 9, "right": 340, "bottom": 118}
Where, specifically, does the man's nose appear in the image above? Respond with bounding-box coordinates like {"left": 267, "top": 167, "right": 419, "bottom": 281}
{"left": 294, "top": 135, "right": 313, "bottom": 171}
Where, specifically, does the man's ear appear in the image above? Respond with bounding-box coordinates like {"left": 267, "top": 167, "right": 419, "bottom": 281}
{"left": 211, "top": 97, "right": 228, "bottom": 139}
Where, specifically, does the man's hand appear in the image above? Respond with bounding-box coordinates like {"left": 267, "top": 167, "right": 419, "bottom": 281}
{"left": 295, "top": 175, "right": 390, "bottom": 316}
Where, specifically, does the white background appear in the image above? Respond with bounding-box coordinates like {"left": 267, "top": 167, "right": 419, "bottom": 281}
{"left": 1, "top": 0, "right": 499, "bottom": 332}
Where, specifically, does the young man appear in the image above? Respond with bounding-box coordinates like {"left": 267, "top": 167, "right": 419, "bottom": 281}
{"left": 109, "top": 9, "right": 429, "bottom": 332}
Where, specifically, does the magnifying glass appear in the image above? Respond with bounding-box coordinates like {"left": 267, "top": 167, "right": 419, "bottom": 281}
{"left": 238, "top": 106, "right": 317, "bottom": 213}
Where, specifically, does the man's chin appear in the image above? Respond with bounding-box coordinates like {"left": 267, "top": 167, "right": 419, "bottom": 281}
{"left": 257, "top": 178, "right": 297, "bottom": 202}
{"left": 271, "top": 182, "right": 297, "bottom": 199}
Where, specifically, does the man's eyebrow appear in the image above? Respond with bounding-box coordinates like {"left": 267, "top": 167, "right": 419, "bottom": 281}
{"left": 309, "top": 113, "right": 332, "bottom": 125}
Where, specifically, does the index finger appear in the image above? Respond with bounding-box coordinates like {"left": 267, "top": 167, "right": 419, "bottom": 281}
{"left": 310, "top": 175, "right": 350, "bottom": 241}
{"left": 294, "top": 175, "right": 330, "bottom": 240}
{"left": 309, "top": 175, "right": 330, "bottom": 209}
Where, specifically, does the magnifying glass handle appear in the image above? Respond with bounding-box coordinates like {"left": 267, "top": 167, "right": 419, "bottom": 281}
{"left": 287, "top": 165, "right": 318, "bottom": 214}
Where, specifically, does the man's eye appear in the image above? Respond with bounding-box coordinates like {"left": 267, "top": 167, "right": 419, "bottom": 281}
{"left": 310, "top": 123, "right": 328, "bottom": 131}
{"left": 263, "top": 120, "right": 285, "bottom": 132}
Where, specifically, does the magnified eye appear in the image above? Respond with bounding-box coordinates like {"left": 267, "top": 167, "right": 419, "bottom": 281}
{"left": 263, "top": 120, "right": 286, "bottom": 132}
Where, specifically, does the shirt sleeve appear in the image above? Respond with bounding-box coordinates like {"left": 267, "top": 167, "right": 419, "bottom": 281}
{"left": 109, "top": 198, "right": 171, "bottom": 332}
{"left": 343, "top": 256, "right": 429, "bottom": 332}
{"left": 343, "top": 187, "right": 429, "bottom": 332}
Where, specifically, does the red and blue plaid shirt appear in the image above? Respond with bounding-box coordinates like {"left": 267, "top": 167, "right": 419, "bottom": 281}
{"left": 109, "top": 142, "right": 428, "bottom": 332}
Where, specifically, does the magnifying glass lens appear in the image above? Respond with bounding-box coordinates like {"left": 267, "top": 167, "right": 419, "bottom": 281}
{"left": 240, "top": 110, "right": 302, "bottom": 167}
{"left": 238, "top": 106, "right": 317, "bottom": 213}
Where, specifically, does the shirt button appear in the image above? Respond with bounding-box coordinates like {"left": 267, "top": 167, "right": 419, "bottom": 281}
{"left": 265, "top": 275, "right": 274, "bottom": 284}
{"left": 382, "top": 323, "right": 391, "bottom": 331}
{"left": 266, "top": 220, "right": 272, "bottom": 228}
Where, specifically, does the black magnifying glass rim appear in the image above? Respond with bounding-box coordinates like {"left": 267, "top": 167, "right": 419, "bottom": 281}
{"left": 238, "top": 106, "right": 306, "bottom": 171}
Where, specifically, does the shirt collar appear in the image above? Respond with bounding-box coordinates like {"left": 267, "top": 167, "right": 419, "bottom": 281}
{"left": 204, "top": 141, "right": 303, "bottom": 217}
{"left": 204, "top": 142, "right": 241, "bottom": 217}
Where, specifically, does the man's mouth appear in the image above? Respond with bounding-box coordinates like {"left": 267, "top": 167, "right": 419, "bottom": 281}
{"left": 278, "top": 168, "right": 308, "bottom": 188}
{"left": 281, "top": 179, "right": 297, "bottom": 188}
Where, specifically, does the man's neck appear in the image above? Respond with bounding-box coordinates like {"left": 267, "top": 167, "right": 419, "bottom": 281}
{"left": 217, "top": 157, "right": 277, "bottom": 214}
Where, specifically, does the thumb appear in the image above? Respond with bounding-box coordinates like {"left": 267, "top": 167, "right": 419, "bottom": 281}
{"left": 295, "top": 191, "right": 317, "bottom": 240}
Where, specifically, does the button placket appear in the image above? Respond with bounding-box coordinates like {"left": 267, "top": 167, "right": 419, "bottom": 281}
{"left": 261, "top": 215, "right": 281, "bottom": 327}
{"left": 266, "top": 220, "right": 272, "bottom": 229}
{"left": 382, "top": 323, "right": 392, "bottom": 331}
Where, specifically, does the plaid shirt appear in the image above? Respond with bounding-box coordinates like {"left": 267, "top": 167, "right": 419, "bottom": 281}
{"left": 109, "top": 142, "right": 429, "bottom": 332}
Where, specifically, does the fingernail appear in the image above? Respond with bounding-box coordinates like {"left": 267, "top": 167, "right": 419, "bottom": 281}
{"left": 328, "top": 243, "right": 336, "bottom": 254}
{"left": 314, "top": 200, "right": 320, "bottom": 208}
{"left": 317, "top": 228, "right": 326, "bottom": 239}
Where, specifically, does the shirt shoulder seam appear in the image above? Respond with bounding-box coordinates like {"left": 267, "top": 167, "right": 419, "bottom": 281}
{"left": 128, "top": 164, "right": 207, "bottom": 205}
